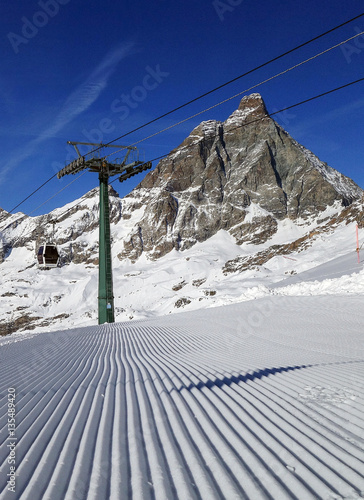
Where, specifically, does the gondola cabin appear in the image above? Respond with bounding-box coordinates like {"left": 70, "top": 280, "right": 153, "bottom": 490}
{"left": 37, "top": 243, "right": 60, "bottom": 268}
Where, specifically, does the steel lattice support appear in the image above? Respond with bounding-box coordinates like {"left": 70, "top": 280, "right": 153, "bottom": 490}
{"left": 57, "top": 141, "right": 152, "bottom": 326}
{"left": 98, "top": 170, "right": 115, "bottom": 324}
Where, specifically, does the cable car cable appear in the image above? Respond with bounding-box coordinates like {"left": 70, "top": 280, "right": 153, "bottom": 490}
{"left": 85, "top": 12, "right": 364, "bottom": 157}
{"left": 8, "top": 173, "right": 58, "bottom": 214}
{"left": 104, "top": 30, "right": 364, "bottom": 162}
{"left": 5, "top": 13, "right": 364, "bottom": 216}
{"left": 4, "top": 76, "right": 364, "bottom": 267}
{"left": 28, "top": 172, "right": 87, "bottom": 217}
{"left": 108, "top": 74, "right": 364, "bottom": 185}
{"left": 5, "top": 172, "right": 87, "bottom": 250}
{"left": 10, "top": 72, "right": 364, "bottom": 236}
{"left": 6, "top": 12, "right": 363, "bottom": 215}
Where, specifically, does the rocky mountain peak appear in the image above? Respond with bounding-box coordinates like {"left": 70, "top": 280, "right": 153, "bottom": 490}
{"left": 230, "top": 92, "right": 268, "bottom": 121}
{"left": 120, "top": 93, "right": 362, "bottom": 261}
{"left": 238, "top": 92, "right": 267, "bottom": 111}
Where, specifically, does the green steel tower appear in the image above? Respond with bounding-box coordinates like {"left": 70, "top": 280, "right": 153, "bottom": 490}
{"left": 98, "top": 167, "right": 115, "bottom": 324}
{"left": 57, "top": 141, "right": 152, "bottom": 325}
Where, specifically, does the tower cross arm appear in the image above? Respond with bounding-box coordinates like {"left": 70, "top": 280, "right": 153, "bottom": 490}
{"left": 57, "top": 142, "right": 140, "bottom": 179}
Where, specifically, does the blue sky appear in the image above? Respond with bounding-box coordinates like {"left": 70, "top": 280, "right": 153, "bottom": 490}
{"left": 1, "top": 0, "right": 364, "bottom": 215}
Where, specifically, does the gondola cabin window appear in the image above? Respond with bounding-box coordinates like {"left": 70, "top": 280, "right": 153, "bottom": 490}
{"left": 37, "top": 244, "right": 60, "bottom": 268}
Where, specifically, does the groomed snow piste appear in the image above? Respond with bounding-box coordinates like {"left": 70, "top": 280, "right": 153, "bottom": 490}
{"left": 0, "top": 291, "right": 364, "bottom": 499}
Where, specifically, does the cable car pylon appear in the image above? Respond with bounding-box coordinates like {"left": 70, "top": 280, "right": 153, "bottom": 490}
{"left": 57, "top": 142, "right": 152, "bottom": 325}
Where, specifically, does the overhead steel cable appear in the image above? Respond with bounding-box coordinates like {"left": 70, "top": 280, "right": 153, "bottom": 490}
{"left": 108, "top": 75, "right": 364, "bottom": 182}
{"left": 0, "top": 172, "right": 86, "bottom": 233}
{"left": 5, "top": 12, "right": 364, "bottom": 215}
{"left": 27, "top": 172, "right": 87, "bottom": 217}
{"left": 6, "top": 71, "right": 364, "bottom": 230}
{"left": 269, "top": 76, "right": 364, "bottom": 117}
{"left": 5, "top": 74, "right": 364, "bottom": 253}
{"left": 4, "top": 172, "right": 90, "bottom": 249}
{"left": 7, "top": 173, "right": 58, "bottom": 214}
{"left": 104, "top": 29, "right": 364, "bottom": 160}
{"left": 86, "top": 12, "right": 364, "bottom": 157}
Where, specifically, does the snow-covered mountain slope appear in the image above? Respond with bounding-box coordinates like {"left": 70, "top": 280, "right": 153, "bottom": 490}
{"left": 0, "top": 294, "right": 363, "bottom": 499}
{"left": 1, "top": 196, "right": 363, "bottom": 334}
{"left": 1, "top": 93, "right": 364, "bottom": 335}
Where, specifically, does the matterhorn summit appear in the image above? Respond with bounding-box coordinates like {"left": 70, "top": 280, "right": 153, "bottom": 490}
{"left": 118, "top": 93, "right": 362, "bottom": 261}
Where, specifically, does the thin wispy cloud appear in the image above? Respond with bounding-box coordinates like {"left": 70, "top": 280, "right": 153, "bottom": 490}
{"left": 0, "top": 41, "right": 135, "bottom": 183}
{"left": 43, "top": 41, "right": 136, "bottom": 140}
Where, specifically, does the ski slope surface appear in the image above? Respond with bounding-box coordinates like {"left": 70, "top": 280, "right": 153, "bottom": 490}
{"left": 0, "top": 293, "right": 364, "bottom": 499}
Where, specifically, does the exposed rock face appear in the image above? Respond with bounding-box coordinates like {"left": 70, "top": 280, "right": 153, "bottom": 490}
{"left": 0, "top": 185, "right": 122, "bottom": 265}
{"left": 118, "top": 93, "right": 362, "bottom": 261}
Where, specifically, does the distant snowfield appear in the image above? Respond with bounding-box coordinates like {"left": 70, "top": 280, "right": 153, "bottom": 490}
{"left": 0, "top": 293, "right": 364, "bottom": 499}
{"left": 1, "top": 212, "right": 363, "bottom": 331}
